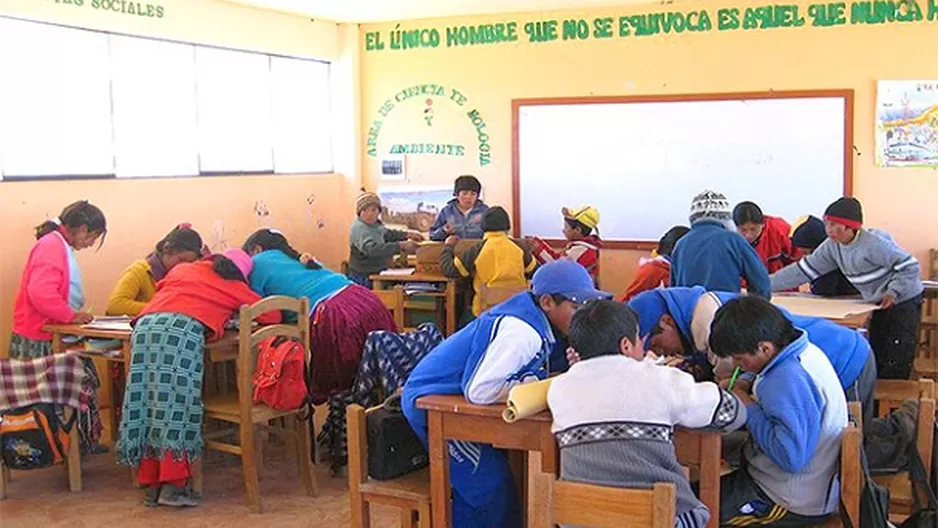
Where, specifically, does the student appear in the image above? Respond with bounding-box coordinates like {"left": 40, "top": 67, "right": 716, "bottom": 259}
{"left": 670, "top": 190, "right": 771, "bottom": 299}
{"left": 789, "top": 215, "right": 859, "bottom": 297}
{"left": 771, "top": 197, "right": 923, "bottom": 379}
{"left": 619, "top": 225, "right": 689, "bottom": 302}
{"left": 428, "top": 175, "right": 489, "bottom": 241}
{"left": 107, "top": 223, "right": 205, "bottom": 316}
{"left": 709, "top": 296, "right": 847, "bottom": 526}
{"left": 348, "top": 190, "right": 422, "bottom": 287}
{"left": 441, "top": 206, "right": 536, "bottom": 320}
{"left": 626, "top": 286, "right": 876, "bottom": 425}
{"left": 116, "top": 249, "right": 280, "bottom": 508}
{"left": 10, "top": 200, "right": 107, "bottom": 455}
{"left": 733, "top": 201, "right": 799, "bottom": 274}
{"left": 243, "top": 228, "right": 397, "bottom": 404}
{"left": 528, "top": 205, "right": 602, "bottom": 286}
{"left": 402, "top": 260, "right": 611, "bottom": 528}
{"left": 550, "top": 300, "right": 747, "bottom": 528}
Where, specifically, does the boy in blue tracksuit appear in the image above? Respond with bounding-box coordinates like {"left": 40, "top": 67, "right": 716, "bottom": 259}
{"left": 624, "top": 286, "right": 876, "bottom": 426}
{"left": 670, "top": 190, "right": 771, "bottom": 299}
{"left": 402, "top": 260, "right": 611, "bottom": 528}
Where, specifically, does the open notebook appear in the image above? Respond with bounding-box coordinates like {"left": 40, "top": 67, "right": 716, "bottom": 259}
{"left": 81, "top": 316, "right": 132, "bottom": 332}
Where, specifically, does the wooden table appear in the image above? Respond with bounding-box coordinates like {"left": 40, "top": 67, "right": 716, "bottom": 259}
{"left": 417, "top": 394, "right": 723, "bottom": 528}
{"left": 772, "top": 293, "right": 878, "bottom": 329}
{"left": 371, "top": 272, "right": 458, "bottom": 335}
{"left": 45, "top": 324, "right": 239, "bottom": 442}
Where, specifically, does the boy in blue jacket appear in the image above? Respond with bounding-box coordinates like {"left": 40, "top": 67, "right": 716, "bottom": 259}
{"left": 402, "top": 260, "right": 611, "bottom": 528}
{"left": 670, "top": 190, "right": 771, "bottom": 299}
{"left": 709, "top": 296, "right": 847, "bottom": 525}
{"left": 428, "top": 175, "right": 489, "bottom": 241}
{"left": 624, "top": 286, "right": 876, "bottom": 426}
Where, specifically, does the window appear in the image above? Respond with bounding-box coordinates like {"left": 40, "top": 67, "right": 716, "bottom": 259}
{"left": 0, "top": 17, "right": 333, "bottom": 180}
{"left": 0, "top": 19, "right": 114, "bottom": 178}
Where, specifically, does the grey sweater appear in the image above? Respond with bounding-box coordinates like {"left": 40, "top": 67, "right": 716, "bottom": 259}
{"left": 347, "top": 218, "right": 408, "bottom": 275}
{"left": 771, "top": 229, "right": 922, "bottom": 303}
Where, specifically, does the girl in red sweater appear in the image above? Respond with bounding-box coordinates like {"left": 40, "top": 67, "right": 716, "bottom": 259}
{"left": 116, "top": 249, "right": 280, "bottom": 508}
{"left": 732, "top": 201, "right": 799, "bottom": 274}
{"left": 11, "top": 200, "right": 107, "bottom": 454}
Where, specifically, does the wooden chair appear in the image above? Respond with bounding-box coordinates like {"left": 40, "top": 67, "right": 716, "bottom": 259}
{"left": 477, "top": 283, "right": 526, "bottom": 313}
{"left": 871, "top": 379, "right": 936, "bottom": 515}
{"left": 374, "top": 285, "right": 407, "bottom": 330}
{"left": 0, "top": 406, "right": 82, "bottom": 499}
{"left": 532, "top": 473, "right": 676, "bottom": 528}
{"left": 347, "top": 404, "right": 430, "bottom": 528}
{"left": 198, "top": 296, "right": 318, "bottom": 513}
{"left": 824, "top": 401, "right": 863, "bottom": 527}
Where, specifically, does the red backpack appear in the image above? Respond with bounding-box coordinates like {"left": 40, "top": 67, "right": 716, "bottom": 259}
{"left": 252, "top": 336, "right": 308, "bottom": 411}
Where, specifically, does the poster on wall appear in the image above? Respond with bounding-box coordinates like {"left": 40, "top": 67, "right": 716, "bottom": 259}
{"left": 875, "top": 80, "right": 938, "bottom": 168}
{"left": 378, "top": 185, "right": 454, "bottom": 233}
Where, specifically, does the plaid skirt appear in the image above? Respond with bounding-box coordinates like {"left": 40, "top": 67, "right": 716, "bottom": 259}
{"left": 8, "top": 333, "right": 103, "bottom": 453}
{"left": 116, "top": 313, "right": 205, "bottom": 467}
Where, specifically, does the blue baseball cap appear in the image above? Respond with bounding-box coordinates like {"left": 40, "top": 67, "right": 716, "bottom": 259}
{"left": 531, "top": 260, "right": 612, "bottom": 304}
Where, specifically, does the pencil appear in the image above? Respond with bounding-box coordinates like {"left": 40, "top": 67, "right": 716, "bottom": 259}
{"left": 727, "top": 367, "right": 742, "bottom": 390}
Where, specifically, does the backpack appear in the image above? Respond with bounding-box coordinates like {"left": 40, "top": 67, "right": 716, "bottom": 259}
{"left": 0, "top": 404, "right": 76, "bottom": 470}
{"left": 896, "top": 420, "right": 938, "bottom": 528}
{"left": 841, "top": 437, "right": 892, "bottom": 528}
{"left": 366, "top": 393, "right": 428, "bottom": 481}
{"left": 252, "top": 336, "right": 308, "bottom": 411}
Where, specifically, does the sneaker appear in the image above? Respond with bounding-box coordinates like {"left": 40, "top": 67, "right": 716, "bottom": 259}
{"left": 157, "top": 484, "right": 201, "bottom": 507}
{"left": 143, "top": 486, "right": 161, "bottom": 507}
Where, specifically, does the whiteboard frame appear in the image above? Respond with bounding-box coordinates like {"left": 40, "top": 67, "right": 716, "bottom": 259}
{"left": 511, "top": 90, "right": 855, "bottom": 250}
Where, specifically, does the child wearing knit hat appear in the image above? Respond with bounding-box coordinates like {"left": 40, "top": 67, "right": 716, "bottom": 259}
{"left": 528, "top": 205, "right": 603, "bottom": 287}
{"left": 772, "top": 197, "right": 924, "bottom": 379}
{"left": 670, "top": 190, "right": 771, "bottom": 299}
{"left": 348, "top": 190, "right": 423, "bottom": 287}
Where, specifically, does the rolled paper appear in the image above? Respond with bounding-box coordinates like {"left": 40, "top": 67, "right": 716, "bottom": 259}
{"left": 502, "top": 378, "right": 555, "bottom": 423}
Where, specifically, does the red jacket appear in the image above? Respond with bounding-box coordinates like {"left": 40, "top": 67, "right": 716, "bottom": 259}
{"left": 752, "top": 216, "right": 800, "bottom": 274}
{"left": 620, "top": 257, "right": 671, "bottom": 302}
{"left": 136, "top": 261, "right": 280, "bottom": 341}
{"left": 13, "top": 232, "right": 75, "bottom": 340}
{"left": 530, "top": 234, "right": 602, "bottom": 286}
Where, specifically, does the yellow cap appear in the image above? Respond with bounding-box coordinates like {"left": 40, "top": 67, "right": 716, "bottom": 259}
{"left": 562, "top": 206, "right": 600, "bottom": 230}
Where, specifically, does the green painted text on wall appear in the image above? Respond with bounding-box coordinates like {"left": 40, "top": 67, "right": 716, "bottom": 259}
{"left": 363, "top": 0, "right": 937, "bottom": 50}
{"left": 47, "top": 0, "right": 166, "bottom": 19}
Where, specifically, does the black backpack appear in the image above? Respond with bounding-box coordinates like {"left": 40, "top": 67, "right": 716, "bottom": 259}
{"left": 841, "top": 444, "right": 892, "bottom": 528}
{"left": 0, "top": 404, "right": 76, "bottom": 470}
{"left": 366, "top": 396, "right": 427, "bottom": 481}
{"left": 896, "top": 421, "right": 937, "bottom": 528}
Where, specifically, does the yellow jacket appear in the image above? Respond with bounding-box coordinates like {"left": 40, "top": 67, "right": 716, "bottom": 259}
{"left": 440, "top": 232, "right": 536, "bottom": 316}
{"left": 106, "top": 259, "right": 157, "bottom": 316}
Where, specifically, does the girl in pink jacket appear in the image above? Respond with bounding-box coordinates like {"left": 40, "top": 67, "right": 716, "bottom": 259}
{"left": 11, "top": 200, "right": 108, "bottom": 454}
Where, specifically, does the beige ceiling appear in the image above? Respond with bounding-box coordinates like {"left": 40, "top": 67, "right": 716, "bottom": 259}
{"left": 225, "top": 0, "right": 659, "bottom": 23}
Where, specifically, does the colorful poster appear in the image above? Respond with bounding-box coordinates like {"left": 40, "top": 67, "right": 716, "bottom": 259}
{"left": 876, "top": 80, "right": 938, "bottom": 168}
{"left": 378, "top": 185, "right": 454, "bottom": 233}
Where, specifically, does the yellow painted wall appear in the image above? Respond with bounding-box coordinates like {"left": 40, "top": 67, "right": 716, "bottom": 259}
{"left": 0, "top": 0, "right": 356, "bottom": 355}
{"left": 360, "top": 0, "right": 938, "bottom": 296}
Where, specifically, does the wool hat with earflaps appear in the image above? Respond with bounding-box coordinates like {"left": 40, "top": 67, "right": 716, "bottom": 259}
{"left": 689, "top": 190, "right": 731, "bottom": 224}
{"left": 482, "top": 206, "right": 511, "bottom": 232}
{"left": 454, "top": 175, "right": 481, "bottom": 195}
{"left": 823, "top": 197, "right": 863, "bottom": 229}
{"left": 790, "top": 215, "right": 827, "bottom": 250}
{"left": 356, "top": 190, "right": 382, "bottom": 215}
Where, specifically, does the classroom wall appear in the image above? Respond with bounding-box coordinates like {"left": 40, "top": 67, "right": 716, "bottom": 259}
{"left": 0, "top": 0, "right": 358, "bottom": 355}
{"left": 359, "top": 0, "right": 938, "bottom": 295}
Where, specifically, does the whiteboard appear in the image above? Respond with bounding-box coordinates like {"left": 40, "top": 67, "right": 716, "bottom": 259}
{"left": 515, "top": 94, "right": 851, "bottom": 244}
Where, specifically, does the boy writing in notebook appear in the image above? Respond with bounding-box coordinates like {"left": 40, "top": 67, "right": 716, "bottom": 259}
{"left": 710, "top": 296, "right": 847, "bottom": 526}
{"left": 550, "top": 300, "right": 747, "bottom": 528}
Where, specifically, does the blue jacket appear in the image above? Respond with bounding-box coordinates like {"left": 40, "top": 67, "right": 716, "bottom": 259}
{"left": 627, "top": 286, "right": 870, "bottom": 390}
{"left": 401, "top": 292, "right": 556, "bottom": 431}
{"left": 250, "top": 249, "right": 351, "bottom": 309}
{"left": 428, "top": 199, "right": 489, "bottom": 241}
{"left": 670, "top": 219, "right": 771, "bottom": 299}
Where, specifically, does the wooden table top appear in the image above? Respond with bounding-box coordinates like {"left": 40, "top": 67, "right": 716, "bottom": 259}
{"left": 370, "top": 272, "right": 456, "bottom": 283}
{"left": 45, "top": 324, "right": 239, "bottom": 353}
{"left": 416, "top": 394, "right": 553, "bottom": 422}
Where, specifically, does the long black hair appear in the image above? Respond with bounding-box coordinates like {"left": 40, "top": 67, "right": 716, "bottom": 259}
{"left": 242, "top": 229, "right": 321, "bottom": 270}
{"left": 36, "top": 200, "right": 107, "bottom": 244}
{"left": 156, "top": 223, "right": 203, "bottom": 255}
{"left": 211, "top": 255, "right": 247, "bottom": 283}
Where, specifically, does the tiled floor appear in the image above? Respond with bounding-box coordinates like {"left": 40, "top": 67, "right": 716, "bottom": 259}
{"left": 0, "top": 452, "right": 400, "bottom": 527}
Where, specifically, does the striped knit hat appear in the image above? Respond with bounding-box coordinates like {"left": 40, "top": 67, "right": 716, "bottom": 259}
{"left": 356, "top": 191, "right": 381, "bottom": 215}
{"left": 689, "top": 190, "right": 731, "bottom": 224}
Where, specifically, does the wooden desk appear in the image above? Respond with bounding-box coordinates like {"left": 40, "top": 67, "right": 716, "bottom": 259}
{"left": 772, "top": 293, "right": 878, "bottom": 329}
{"left": 371, "top": 272, "right": 458, "bottom": 335}
{"left": 45, "top": 324, "right": 239, "bottom": 441}
{"left": 417, "top": 395, "right": 722, "bottom": 528}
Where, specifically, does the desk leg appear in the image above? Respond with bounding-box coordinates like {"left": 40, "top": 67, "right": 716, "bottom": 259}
{"left": 699, "top": 433, "right": 722, "bottom": 528}
{"left": 445, "top": 282, "right": 456, "bottom": 335}
{"left": 372, "top": 279, "right": 386, "bottom": 291}
{"left": 427, "top": 410, "right": 451, "bottom": 528}
{"left": 51, "top": 332, "right": 64, "bottom": 354}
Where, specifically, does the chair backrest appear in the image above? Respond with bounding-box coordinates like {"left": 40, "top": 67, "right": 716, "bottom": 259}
{"left": 477, "top": 283, "right": 526, "bottom": 312}
{"left": 532, "top": 473, "right": 676, "bottom": 528}
{"left": 347, "top": 403, "right": 370, "bottom": 493}
{"left": 838, "top": 401, "right": 863, "bottom": 528}
{"left": 237, "top": 295, "right": 311, "bottom": 414}
{"left": 873, "top": 379, "right": 936, "bottom": 482}
{"left": 373, "top": 286, "right": 406, "bottom": 329}
{"left": 929, "top": 249, "right": 938, "bottom": 281}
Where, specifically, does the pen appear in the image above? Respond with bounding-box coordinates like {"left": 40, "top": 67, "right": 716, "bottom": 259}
{"left": 727, "top": 366, "right": 741, "bottom": 390}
